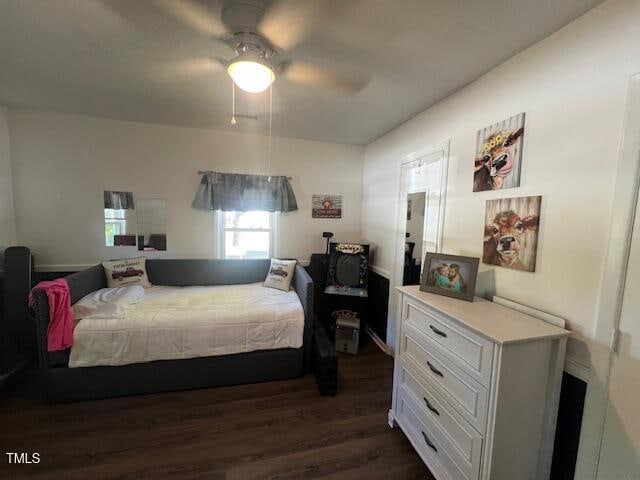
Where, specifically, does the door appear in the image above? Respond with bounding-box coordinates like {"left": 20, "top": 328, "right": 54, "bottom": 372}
{"left": 393, "top": 150, "right": 448, "bottom": 288}
{"left": 597, "top": 185, "right": 640, "bottom": 479}
{"left": 388, "top": 145, "right": 448, "bottom": 349}
{"left": 596, "top": 74, "right": 640, "bottom": 479}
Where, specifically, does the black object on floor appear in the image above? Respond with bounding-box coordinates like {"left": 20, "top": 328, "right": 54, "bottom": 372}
{"left": 312, "top": 316, "right": 337, "bottom": 396}
{"left": 550, "top": 372, "right": 587, "bottom": 480}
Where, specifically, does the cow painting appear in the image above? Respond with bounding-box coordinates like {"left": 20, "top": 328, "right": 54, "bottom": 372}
{"left": 483, "top": 196, "right": 542, "bottom": 272}
{"left": 474, "top": 113, "right": 526, "bottom": 192}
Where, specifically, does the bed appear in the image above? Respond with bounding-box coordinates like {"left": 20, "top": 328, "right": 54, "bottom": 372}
{"left": 70, "top": 283, "right": 305, "bottom": 368}
{"left": 26, "top": 258, "right": 314, "bottom": 403}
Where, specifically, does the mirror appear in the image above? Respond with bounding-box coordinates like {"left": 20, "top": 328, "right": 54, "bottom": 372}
{"left": 136, "top": 197, "right": 167, "bottom": 251}
{"left": 403, "top": 191, "right": 426, "bottom": 285}
{"left": 104, "top": 191, "right": 137, "bottom": 247}
{"left": 104, "top": 191, "right": 167, "bottom": 250}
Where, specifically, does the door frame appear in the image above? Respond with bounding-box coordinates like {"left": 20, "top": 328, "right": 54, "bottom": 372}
{"left": 386, "top": 140, "right": 450, "bottom": 351}
{"left": 592, "top": 73, "right": 640, "bottom": 477}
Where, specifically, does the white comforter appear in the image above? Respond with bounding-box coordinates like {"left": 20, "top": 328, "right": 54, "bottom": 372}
{"left": 69, "top": 283, "right": 305, "bottom": 368}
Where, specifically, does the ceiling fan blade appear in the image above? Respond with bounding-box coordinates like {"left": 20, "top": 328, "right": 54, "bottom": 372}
{"left": 258, "top": 0, "right": 323, "bottom": 51}
{"left": 154, "top": 57, "right": 225, "bottom": 83}
{"left": 152, "top": 0, "right": 229, "bottom": 38}
{"left": 283, "top": 61, "right": 369, "bottom": 94}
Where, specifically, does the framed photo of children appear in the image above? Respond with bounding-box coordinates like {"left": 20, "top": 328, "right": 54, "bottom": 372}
{"left": 420, "top": 253, "right": 480, "bottom": 302}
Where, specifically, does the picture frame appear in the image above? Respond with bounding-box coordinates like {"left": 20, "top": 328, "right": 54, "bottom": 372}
{"left": 420, "top": 252, "right": 480, "bottom": 302}
{"left": 483, "top": 195, "right": 541, "bottom": 272}
{"left": 473, "top": 112, "right": 526, "bottom": 192}
{"left": 312, "top": 194, "right": 342, "bottom": 218}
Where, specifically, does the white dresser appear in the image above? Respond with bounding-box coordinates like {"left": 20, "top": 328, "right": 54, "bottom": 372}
{"left": 389, "top": 286, "right": 570, "bottom": 480}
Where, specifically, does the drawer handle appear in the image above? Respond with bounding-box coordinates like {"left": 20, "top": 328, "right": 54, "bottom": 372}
{"left": 426, "top": 361, "right": 444, "bottom": 377}
{"left": 423, "top": 397, "right": 440, "bottom": 416}
{"left": 421, "top": 431, "right": 438, "bottom": 452}
{"left": 429, "top": 325, "right": 447, "bottom": 338}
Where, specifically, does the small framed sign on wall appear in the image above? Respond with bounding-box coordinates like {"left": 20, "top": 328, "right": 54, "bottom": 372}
{"left": 312, "top": 194, "right": 342, "bottom": 218}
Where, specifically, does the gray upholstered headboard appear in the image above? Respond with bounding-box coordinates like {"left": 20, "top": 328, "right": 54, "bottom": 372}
{"left": 63, "top": 259, "right": 312, "bottom": 304}
{"left": 61, "top": 259, "right": 273, "bottom": 302}
{"left": 146, "top": 259, "right": 271, "bottom": 286}
{"left": 65, "top": 265, "right": 107, "bottom": 305}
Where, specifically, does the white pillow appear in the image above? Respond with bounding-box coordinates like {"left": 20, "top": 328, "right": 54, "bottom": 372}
{"left": 264, "top": 259, "right": 296, "bottom": 291}
{"left": 102, "top": 257, "right": 152, "bottom": 288}
{"left": 73, "top": 285, "right": 145, "bottom": 320}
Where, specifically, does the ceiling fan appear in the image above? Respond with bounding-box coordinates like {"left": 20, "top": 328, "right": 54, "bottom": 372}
{"left": 151, "top": 0, "right": 368, "bottom": 94}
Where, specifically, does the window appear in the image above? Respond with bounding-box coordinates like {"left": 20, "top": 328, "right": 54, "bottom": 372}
{"left": 104, "top": 208, "right": 127, "bottom": 247}
{"left": 218, "top": 211, "right": 274, "bottom": 259}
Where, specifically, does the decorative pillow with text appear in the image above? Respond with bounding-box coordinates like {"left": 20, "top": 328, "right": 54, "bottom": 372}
{"left": 102, "top": 257, "right": 152, "bottom": 289}
{"left": 264, "top": 259, "right": 296, "bottom": 292}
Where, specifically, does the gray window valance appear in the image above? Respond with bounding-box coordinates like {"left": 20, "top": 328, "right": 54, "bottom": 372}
{"left": 104, "top": 191, "right": 135, "bottom": 210}
{"left": 192, "top": 171, "right": 298, "bottom": 213}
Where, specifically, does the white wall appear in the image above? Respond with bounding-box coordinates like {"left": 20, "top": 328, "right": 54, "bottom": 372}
{"left": 0, "top": 105, "right": 16, "bottom": 250}
{"left": 363, "top": 0, "right": 639, "bottom": 344}
{"left": 361, "top": 1, "right": 640, "bottom": 477}
{"left": 8, "top": 110, "right": 363, "bottom": 268}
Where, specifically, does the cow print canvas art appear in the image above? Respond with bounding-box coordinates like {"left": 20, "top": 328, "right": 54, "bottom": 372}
{"left": 474, "top": 113, "right": 525, "bottom": 192}
{"left": 483, "top": 195, "right": 541, "bottom": 272}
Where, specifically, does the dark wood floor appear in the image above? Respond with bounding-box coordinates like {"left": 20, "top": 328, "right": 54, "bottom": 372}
{"left": 0, "top": 344, "right": 433, "bottom": 479}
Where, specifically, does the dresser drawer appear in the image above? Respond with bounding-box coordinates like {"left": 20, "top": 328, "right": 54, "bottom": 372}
{"left": 404, "top": 297, "right": 494, "bottom": 386}
{"left": 399, "top": 361, "right": 483, "bottom": 475}
{"left": 402, "top": 323, "right": 488, "bottom": 432}
{"left": 396, "top": 386, "right": 480, "bottom": 480}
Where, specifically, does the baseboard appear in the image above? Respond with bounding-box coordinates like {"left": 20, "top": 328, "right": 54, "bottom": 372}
{"left": 366, "top": 325, "right": 393, "bottom": 356}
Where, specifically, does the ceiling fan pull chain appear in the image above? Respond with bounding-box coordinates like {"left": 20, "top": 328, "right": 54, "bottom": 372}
{"left": 230, "top": 80, "right": 237, "bottom": 125}
{"left": 267, "top": 83, "right": 273, "bottom": 182}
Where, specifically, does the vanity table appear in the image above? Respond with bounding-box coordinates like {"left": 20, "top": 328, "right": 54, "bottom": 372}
{"left": 389, "top": 286, "right": 570, "bottom": 480}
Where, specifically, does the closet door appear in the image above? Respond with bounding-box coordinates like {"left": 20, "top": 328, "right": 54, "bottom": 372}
{"left": 597, "top": 188, "right": 640, "bottom": 478}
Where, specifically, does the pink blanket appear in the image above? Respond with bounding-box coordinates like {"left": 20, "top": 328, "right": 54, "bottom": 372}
{"left": 29, "top": 278, "right": 74, "bottom": 352}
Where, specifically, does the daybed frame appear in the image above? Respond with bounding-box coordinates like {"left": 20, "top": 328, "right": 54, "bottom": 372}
{"left": 29, "top": 259, "right": 313, "bottom": 403}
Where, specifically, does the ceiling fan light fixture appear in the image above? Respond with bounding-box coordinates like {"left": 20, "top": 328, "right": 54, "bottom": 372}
{"left": 227, "top": 56, "right": 275, "bottom": 94}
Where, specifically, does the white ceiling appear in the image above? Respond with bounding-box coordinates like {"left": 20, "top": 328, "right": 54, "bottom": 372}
{"left": 0, "top": 0, "right": 602, "bottom": 145}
